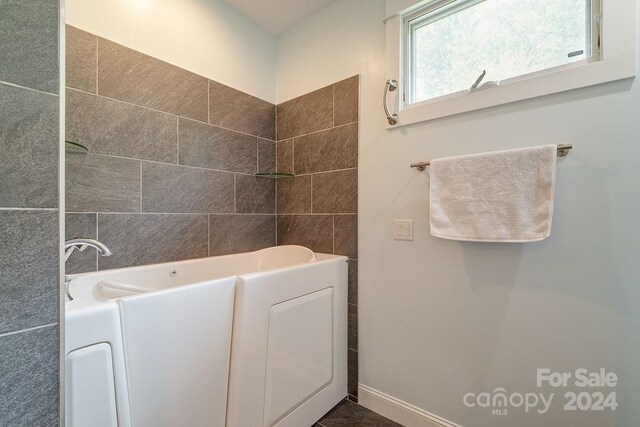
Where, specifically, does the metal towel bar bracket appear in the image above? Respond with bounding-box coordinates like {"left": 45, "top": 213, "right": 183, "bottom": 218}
{"left": 410, "top": 144, "right": 573, "bottom": 172}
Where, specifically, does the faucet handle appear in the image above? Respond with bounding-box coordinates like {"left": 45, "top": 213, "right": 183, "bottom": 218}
{"left": 64, "top": 245, "right": 77, "bottom": 262}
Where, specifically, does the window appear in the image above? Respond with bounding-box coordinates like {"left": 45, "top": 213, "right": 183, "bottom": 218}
{"left": 384, "top": 0, "right": 635, "bottom": 126}
{"left": 405, "top": 0, "right": 599, "bottom": 105}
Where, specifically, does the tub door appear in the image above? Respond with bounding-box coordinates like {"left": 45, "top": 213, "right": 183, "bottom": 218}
{"left": 117, "top": 277, "right": 235, "bottom": 427}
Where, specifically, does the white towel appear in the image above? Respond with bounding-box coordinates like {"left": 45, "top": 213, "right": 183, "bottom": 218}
{"left": 429, "top": 145, "right": 557, "bottom": 243}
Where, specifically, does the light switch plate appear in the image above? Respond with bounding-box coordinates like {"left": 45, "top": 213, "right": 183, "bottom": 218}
{"left": 393, "top": 220, "right": 414, "bottom": 241}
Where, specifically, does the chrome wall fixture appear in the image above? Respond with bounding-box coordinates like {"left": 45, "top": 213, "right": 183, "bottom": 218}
{"left": 410, "top": 144, "right": 574, "bottom": 172}
{"left": 384, "top": 79, "right": 399, "bottom": 125}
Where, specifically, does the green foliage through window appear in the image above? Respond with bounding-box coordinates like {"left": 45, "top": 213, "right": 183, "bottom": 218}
{"left": 408, "top": 0, "right": 593, "bottom": 103}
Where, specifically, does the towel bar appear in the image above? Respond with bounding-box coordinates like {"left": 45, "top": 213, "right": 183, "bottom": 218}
{"left": 410, "top": 144, "right": 573, "bottom": 172}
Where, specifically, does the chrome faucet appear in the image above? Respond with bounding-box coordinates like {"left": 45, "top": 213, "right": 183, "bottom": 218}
{"left": 64, "top": 238, "right": 113, "bottom": 301}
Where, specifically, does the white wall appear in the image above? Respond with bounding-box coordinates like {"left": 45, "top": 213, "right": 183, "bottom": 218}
{"left": 277, "top": 1, "right": 640, "bottom": 426}
{"left": 66, "top": 0, "right": 277, "bottom": 102}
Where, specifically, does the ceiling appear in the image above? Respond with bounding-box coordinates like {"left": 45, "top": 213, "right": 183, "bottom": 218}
{"left": 222, "top": 0, "right": 335, "bottom": 35}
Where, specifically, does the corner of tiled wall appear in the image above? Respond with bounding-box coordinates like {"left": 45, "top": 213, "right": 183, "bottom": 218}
{"left": 0, "top": 0, "right": 61, "bottom": 424}
{"left": 64, "top": 25, "right": 278, "bottom": 273}
{"left": 274, "top": 75, "right": 360, "bottom": 401}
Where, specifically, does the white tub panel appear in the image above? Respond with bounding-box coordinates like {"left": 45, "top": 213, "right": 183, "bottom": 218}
{"left": 118, "top": 277, "right": 235, "bottom": 427}
{"left": 65, "top": 343, "right": 118, "bottom": 427}
{"left": 65, "top": 301, "right": 131, "bottom": 427}
{"left": 264, "top": 288, "right": 334, "bottom": 425}
{"left": 227, "top": 256, "right": 348, "bottom": 427}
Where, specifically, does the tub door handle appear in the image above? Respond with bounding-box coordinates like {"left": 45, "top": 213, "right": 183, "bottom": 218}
{"left": 384, "top": 79, "right": 399, "bottom": 125}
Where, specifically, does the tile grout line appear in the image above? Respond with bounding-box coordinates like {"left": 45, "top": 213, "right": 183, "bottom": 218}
{"left": 95, "top": 36, "right": 99, "bottom": 94}
{"left": 292, "top": 138, "right": 296, "bottom": 175}
{"left": 75, "top": 150, "right": 260, "bottom": 176}
{"left": 67, "top": 86, "right": 272, "bottom": 140}
{"left": 279, "top": 120, "right": 357, "bottom": 142}
{"left": 95, "top": 213, "right": 99, "bottom": 271}
{"left": 0, "top": 207, "right": 57, "bottom": 211}
{"left": 274, "top": 213, "right": 278, "bottom": 246}
{"left": 233, "top": 174, "right": 237, "bottom": 213}
{"left": 176, "top": 116, "right": 180, "bottom": 164}
{"left": 295, "top": 167, "right": 357, "bottom": 177}
{"left": 310, "top": 174, "right": 313, "bottom": 213}
{"left": 0, "top": 79, "right": 59, "bottom": 97}
{"left": 274, "top": 98, "right": 279, "bottom": 245}
{"left": 332, "top": 83, "right": 335, "bottom": 127}
{"left": 0, "top": 323, "right": 58, "bottom": 339}
{"left": 332, "top": 214, "right": 335, "bottom": 254}
{"left": 66, "top": 211, "right": 278, "bottom": 216}
{"left": 139, "top": 162, "right": 143, "bottom": 213}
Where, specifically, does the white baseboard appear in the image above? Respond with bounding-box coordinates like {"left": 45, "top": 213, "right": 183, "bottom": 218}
{"left": 358, "top": 384, "right": 461, "bottom": 427}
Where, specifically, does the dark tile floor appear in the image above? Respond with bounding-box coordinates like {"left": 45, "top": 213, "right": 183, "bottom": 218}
{"left": 315, "top": 399, "right": 403, "bottom": 426}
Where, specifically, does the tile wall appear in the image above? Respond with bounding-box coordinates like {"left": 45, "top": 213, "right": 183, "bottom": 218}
{"left": 275, "top": 76, "right": 359, "bottom": 401}
{"left": 65, "top": 26, "right": 276, "bottom": 273}
{"left": 0, "top": 0, "right": 60, "bottom": 424}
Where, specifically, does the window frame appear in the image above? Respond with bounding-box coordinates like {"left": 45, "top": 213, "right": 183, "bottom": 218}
{"left": 384, "top": 0, "right": 635, "bottom": 128}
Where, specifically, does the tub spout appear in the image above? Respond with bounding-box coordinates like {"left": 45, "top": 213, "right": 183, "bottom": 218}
{"left": 65, "top": 238, "right": 113, "bottom": 261}
{"left": 64, "top": 238, "right": 113, "bottom": 301}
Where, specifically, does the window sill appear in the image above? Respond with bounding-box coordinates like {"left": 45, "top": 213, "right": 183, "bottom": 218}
{"left": 388, "top": 54, "right": 636, "bottom": 128}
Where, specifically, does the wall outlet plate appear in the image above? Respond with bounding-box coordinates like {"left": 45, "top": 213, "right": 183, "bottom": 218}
{"left": 393, "top": 220, "right": 414, "bottom": 241}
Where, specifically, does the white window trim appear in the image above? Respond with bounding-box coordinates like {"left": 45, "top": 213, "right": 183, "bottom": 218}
{"left": 384, "top": 0, "right": 636, "bottom": 128}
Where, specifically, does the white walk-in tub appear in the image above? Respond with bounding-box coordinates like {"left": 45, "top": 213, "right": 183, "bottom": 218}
{"left": 65, "top": 245, "right": 348, "bottom": 427}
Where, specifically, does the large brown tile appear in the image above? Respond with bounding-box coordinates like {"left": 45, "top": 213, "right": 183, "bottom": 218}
{"left": 66, "top": 25, "right": 96, "bottom": 93}
{"left": 319, "top": 399, "right": 401, "bottom": 427}
{"left": 334, "top": 214, "right": 357, "bottom": 258}
{"left": 348, "top": 350, "right": 358, "bottom": 398}
{"left": 333, "top": 75, "right": 359, "bottom": 126}
{"left": 0, "top": 326, "right": 59, "bottom": 427}
{"left": 98, "top": 38, "right": 208, "bottom": 121}
{"left": 348, "top": 303, "right": 358, "bottom": 351}
{"left": 276, "top": 176, "right": 311, "bottom": 214}
{"left": 312, "top": 170, "right": 358, "bottom": 213}
{"left": 97, "top": 214, "right": 208, "bottom": 270}
{"left": 209, "top": 80, "right": 275, "bottom": 139}
{"left": 65, "top": 213, "right": 97, "bottom": 274}
{"left": 348, "top": 260, "right": 357, "bottom": 306}
{"left": 236, "top": 175, "right": 275, "bottom": 214}
{"left": 276, "top": 139, "right": 294, "bottom": 174}
{"left": 209, "top": 215, "right": 275, "bottom": 256}
{"left": 258, "top": 139, "right": 276, "bottom": 173}
{"left": 0, "top": 210, "right": 58, "bottom": 334}
{"left": 142, "top": 162, "right": 234, "bottom": 214}
{"left": 178, "top": 118, "right": 257, "bottom": 174}
{"left": 294, "top": 123, "right": 358, "bottom": 175}
{"left": 0, "top": 83, "right": 58, "bottom": 208}
{"left": 66, "top": 153, "right": 141, "bottom": 213}
{"left": 276, "top": 215, "right": 333, "bottom": 254}
{"left": 276, "top": 85, "right": 333, "bottom": 140}
{"left": 0, "top": 0, "right": 58, "bottom": 93}
{"left": 66, "top": 89, "right": 177, "bottom": 163}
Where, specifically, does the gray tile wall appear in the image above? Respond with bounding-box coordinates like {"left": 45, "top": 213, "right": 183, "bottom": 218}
{"left": 65, "top": 26, "right": 276, "bottom": 273}
{"left": 275, "top": 76, "right": 359, "bottom": 402}
{"left": 0, "top": 0, "right": 60, "bottom": 424}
